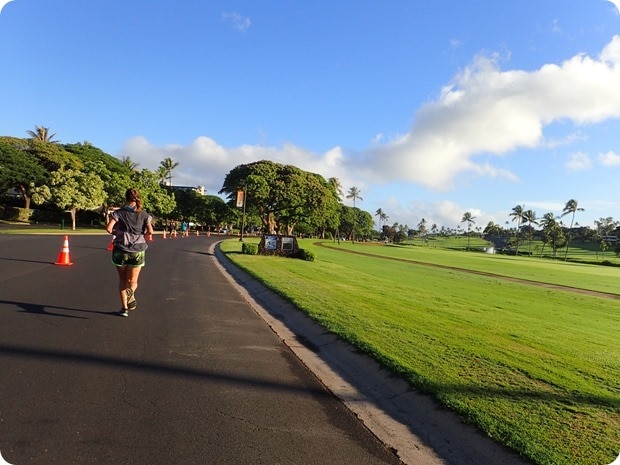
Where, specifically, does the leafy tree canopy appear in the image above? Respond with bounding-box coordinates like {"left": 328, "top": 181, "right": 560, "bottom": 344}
{"left": 220, "top": 160, "right": 340, "bottom": 235}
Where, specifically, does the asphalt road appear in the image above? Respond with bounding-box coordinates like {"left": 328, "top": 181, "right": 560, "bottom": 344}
{"left": 0, "top": 233, "right": 404, "bottom": 465}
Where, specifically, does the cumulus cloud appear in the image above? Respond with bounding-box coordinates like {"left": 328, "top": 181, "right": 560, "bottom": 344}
{"left": 122, "top": 35, "right": 620, "bottom": 205}
{"left": 598, "top": 150, "right": 620, "bottom": 166}
{"left": 565, "top": 152, "right": 592, "bottom": 171}
{"left": 607, "top": 0, "right": 620, "bottom": 14}
{"left": 122, "top": 136, "right": 353, "bottom": 195}
{"left": 222, "top": 12, "right": 251, "bottom": 32}
{"left": 360, "top": 35, "right": 620, "bottom": 190}
{"left": 0, "top": 0, "right": 14, "bottom": 15}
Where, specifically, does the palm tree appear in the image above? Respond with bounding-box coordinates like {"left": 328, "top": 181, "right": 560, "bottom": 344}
{"left": 27, "top": 125, "right": 57, "bottom": 143}
{"left": 418, "top": 218, "right": 428, "bottom": 244}
{"left": 561, "top": 199, "right": 584, "bottom": 261}
{"left": 327, "top": 177, "right": 344, "bottom": 200}
{"left": 509, "top": 205, "right": 525, "bottom": 255}
{"left": 521, "top": 209, "right": 538, "bottom": 255}
{"left": 156, "top": 167, "right": 168, "bottom": 185}
{"left": 346, "top": 186, "right": 363, "bottom": 208}
{"left": 121, "top": 156, "right": 139, "bottom": 172}
{"left": 461, "top": 212, "right": 476, "bottom": 251}
{"left": 540, "top": 212, "right": 564, "bottom": 259}
{"left": 375, "top": 208, "right": 389, "bottom": 228}
{"left": 159, "top": 157, "right": 179, "bottom": 186}
{"left": 375, "top": 208, "right": 383, "bottom": 226}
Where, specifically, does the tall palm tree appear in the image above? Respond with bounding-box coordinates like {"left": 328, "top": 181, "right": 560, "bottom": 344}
{"left": 461, "top": 212, "right": 476, "bottom": 251}
{"left": 540, "top": 212, "right": 564, "bottom": 259}
{"left": 509, "top": 205, "right": 525, "bottom": 255}
{"left": 561, "top": 199, "right": 584, "bottom": 261}
{"left": 159, "top": 157, "right": 179, "bottom": 186}
{"left": 418, "top": 218, "right": 428, "bottom": 244}
{"left": 375, "top": 208, "right": 389, "bottom": 228}
{"left": 346, "top": 186, "right": 363, "bottom": 208}
{"left": 27, "top": 125, "right": 57, "bottom": 143}
{"left": 375, "top": 208, "right": 383, "bottom": 226}
{"left": 521, "top": 209, "right": 538, "bottom": 255}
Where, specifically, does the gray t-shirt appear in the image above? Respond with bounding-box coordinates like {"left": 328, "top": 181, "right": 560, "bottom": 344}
{"left": 111, "top": 207, "right": 152, "bottom": 252}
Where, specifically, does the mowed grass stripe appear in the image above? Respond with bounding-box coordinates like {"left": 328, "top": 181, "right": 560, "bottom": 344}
{"left": 220, "top": 239, "right": 619, "bottom": 465}
{"left": 322, "top": 241, "right": 620, "bottom": 296}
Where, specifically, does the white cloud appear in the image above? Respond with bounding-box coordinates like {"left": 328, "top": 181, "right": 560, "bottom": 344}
{"left": 120, "top": 36, "right": 620, "bottom": 228}
{"left": 565, "top": 152, "right": 592, "bottom": 171}
{"left": 0, "top": 0, "right": 13, "bottom": 15}
{"left": 122, "top": 136, "right": 354, "bottom": 195}
{"left": 222, "top": 12, "right": 251, "bottom": 32}
{"left": 598, "top": 150, "right": 620, "bottom": 166}
{"left": 607, "top": 0, "right": 620, "bottom": 14}
{"left": 358, "top": 35, "right": 620, "bottom": 190}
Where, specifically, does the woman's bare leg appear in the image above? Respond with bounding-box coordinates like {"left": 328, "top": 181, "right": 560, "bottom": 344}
{"left": 116, "top": 266, "right": 129, "bottom": 309}
{"left": 126, "top": 266, "right": 142, "bottom": 294}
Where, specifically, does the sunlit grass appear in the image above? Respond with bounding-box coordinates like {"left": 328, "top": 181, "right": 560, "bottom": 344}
{"left": 220, "top": 238, "right": 620, "bottom": 465}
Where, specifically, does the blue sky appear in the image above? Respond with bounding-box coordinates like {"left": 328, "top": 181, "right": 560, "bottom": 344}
{"left": 2, "top": 0, "right": 620, "bottom": 231}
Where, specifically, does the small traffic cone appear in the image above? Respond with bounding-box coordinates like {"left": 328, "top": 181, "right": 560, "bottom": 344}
{"left": 162, "top": 229, "right": 167, "bottom": 239}
{"left": 147, "top": 233, "right": 153, "bottom": 242}
{"left": 107, "top": 236, "right": 114, "bottom": 251}
{"left": 55, "top": 235, "right": 73, "bottom": 266}
{"left": 196, "top": 230, "right": 199, "bottom": 237}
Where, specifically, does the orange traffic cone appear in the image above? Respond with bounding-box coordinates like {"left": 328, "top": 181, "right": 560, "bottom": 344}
{"left": 55, "top": 236, "right": 73, "bottom": 266}
{"left": 107, "top": 236, "right": 114, "bottom": 251}
{"left": 147, "top": 233, "right": 153, "bottom": 242}
{"left": 162, "top": 229, "right": 167, "bottom": 239}
{"left": 196, "top": 230, "right": 199, "bottom": 237}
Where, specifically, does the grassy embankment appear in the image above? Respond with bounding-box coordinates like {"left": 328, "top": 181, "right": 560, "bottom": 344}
{"left": 220, "top": 238, "right": 619, "bottom": 465}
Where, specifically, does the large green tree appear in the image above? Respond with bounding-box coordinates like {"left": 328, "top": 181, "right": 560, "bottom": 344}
{"left": 131, "top": 169, "right": 176, "bottom": 218}
{"left": 31, "top": 168, "right": 106, "bottom": 230}
{"left": 0, "top": 139, "right": 48, "bottom": 209}
{"left": 219, "top": 160, "right": 340, "bottom": 235}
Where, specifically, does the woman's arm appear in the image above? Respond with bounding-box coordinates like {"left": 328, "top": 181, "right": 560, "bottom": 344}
{"left": 105, "top": 218, "right": 117, "bottom": 234}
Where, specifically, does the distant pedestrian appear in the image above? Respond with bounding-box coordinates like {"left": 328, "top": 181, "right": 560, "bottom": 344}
{"left": 106, "top": 188, "right": 154, "bottom": 317}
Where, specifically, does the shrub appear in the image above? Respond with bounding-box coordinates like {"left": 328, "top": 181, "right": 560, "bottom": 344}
{"left": 298, "top": 248, "right": 316, "bottom": 261}
{"left": 0, "top": 206, "right": 32, "bottom": 222}
{"left": 242, "top": 242, "right": 258, "bottom": 255}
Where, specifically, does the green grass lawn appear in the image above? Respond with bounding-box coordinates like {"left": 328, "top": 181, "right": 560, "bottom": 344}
{"left": 220, "top": 238, "right": 620, "bottom": 465}
{"left": 404, "top": 235, "right": 620, "bottom": 265}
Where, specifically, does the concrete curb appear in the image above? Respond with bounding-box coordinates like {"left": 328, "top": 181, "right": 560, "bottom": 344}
{"left": 212, "top": 242, "right": 532, "bottom": 465}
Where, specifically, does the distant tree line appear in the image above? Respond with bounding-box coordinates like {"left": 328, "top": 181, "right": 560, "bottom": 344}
{"left": 0, "top": 128, "right": 378, "bottom": 239}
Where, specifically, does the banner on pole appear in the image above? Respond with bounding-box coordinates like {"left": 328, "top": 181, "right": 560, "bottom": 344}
{"left": 236, "top": 190, "right": 245, "bottom": 208}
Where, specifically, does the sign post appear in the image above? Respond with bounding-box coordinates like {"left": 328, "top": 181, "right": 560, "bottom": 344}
{"left": 237, "top": 187, "right": 247, "bottom": 242}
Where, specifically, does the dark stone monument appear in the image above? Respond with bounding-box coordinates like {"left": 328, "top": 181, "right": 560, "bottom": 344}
{"left": 258, "top": 235, "right": 299, "bottom": 256}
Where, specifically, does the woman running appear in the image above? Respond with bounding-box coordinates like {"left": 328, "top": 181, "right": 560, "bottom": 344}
{"left": 106, "top": 187, "right": 154, "bottom": 317}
